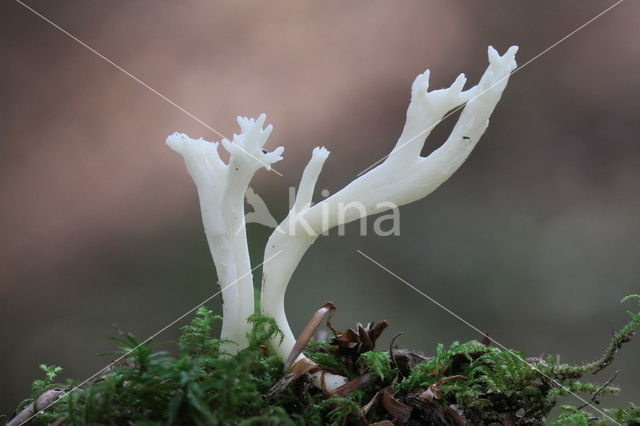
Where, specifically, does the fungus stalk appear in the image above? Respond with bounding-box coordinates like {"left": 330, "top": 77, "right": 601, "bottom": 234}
{"left": 166, "top": 114, "right": 283, "bottom": 351}
{"left": 261, "top": 46, "right": 518, "bottom": 388}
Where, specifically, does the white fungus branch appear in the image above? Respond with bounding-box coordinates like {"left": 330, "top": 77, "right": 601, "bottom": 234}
{"left": 260, "top": 46, "right": 518, "bottom": 391}
{"left": 166, "top": 114, "right": 282, "bottom": 350}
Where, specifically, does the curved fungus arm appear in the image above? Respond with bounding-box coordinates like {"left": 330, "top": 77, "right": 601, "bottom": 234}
{"left": 261, "top": 46, "right": 518, "bottom": 390}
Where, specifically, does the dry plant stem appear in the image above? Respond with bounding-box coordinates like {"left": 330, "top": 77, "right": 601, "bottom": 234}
{"left": 283, "top": 301, "right": 336, "bottom": 371}
{"left": 389, "top": 333, "right": 404, "bottom": 377}
{"left": 7, "top": 389, "right": 66, "bottom": 426}
{"left": 577, "top": 370, "right": 620, "bottom": 410}
{"left": 261, "top": 46, "right": 518, "bottom": 382}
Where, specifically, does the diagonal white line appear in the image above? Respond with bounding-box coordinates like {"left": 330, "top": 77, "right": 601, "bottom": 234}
{"left": 16, "top": 250, "right": 283, "bottom": 426}
{"left": 13, "top": 0, "right": 284, "bottom": 177}
{"left": 356, "top": 249, "right": 621, "bottom": 425}
{"left": 356, "top": 0, "right": 625, "bottom": 177}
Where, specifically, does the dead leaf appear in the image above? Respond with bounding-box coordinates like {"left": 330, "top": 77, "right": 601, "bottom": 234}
{"left": 381, "top": 388, "right": 412, "bottom": 424}
{"left": 445, "top": 406, "right": 468, "bottom": 426}
{"left": 327, "top": 319, "right": 390, "bottom": 369}
{"left": 331, "top": 372, "right": 376, "bottom": 397}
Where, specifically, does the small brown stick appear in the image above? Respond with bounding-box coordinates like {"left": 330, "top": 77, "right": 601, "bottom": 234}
{"left": 577, "top": 370, "right": 620, "bottom": 410}
{"left": 283, "top": 301, "right": 336, "bottom": 372}
{"left": 480, "top": 332, "right": 492, "bottom": 346}
{"left": 7, "top": 388, "right": 66, "bottom": 426}
{"left": 363, "top": 389, "right": 383, "bottom": 417}
{"left": 388, "top": 333, "right": 403, "bottom": 376}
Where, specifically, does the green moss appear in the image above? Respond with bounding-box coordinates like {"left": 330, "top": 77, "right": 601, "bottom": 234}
{"left": 554, "top": 404, "right": 640, "bottom": 426}
{"left": 605, "top": 403, "right": 640, "bottom": 424}
{"left": 305, "top": 351, "right": 351, "bottom": 378}
{"left": 32, "top": 364, "right": 63, "bottom": 396}
{"left": 359, "top": 350, "right": 394, "bottom": 382}
{"left": 391, "top": 295, "right": 640, "bottom": 424}
{"left": 179, "top": 306, "right": 226, "bottom": 357}
{"left": 10, "top": 295, "right": 640, "bottom": 425}
{"left": 14, "top": 364, "right": 65, "bottom": 416}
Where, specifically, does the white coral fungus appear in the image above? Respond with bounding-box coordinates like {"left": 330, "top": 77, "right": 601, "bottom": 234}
{"left": 167, "top": 46, "right": 518, "bottom": 392}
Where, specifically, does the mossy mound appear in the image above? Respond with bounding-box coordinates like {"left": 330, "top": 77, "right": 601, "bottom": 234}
{"left": 6, "top": 296, "right": 640, "bottom": 425}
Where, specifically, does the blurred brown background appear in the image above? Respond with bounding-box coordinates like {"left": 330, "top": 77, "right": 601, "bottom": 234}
{"left": 1, "top": 0, "right": 639, "bottom": 418}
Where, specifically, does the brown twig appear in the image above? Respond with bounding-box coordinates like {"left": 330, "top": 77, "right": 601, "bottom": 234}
{"left": 577, "top": 370, "right": 620, "bottom": 410}
{"left": 389, "top": 333, "right": 403, "bottom": 376}
{"left": 283, "top": 301, "right": 336, "bottom": 372}
{"left": 6, "top": 388, "right": 66, "bottom": 426}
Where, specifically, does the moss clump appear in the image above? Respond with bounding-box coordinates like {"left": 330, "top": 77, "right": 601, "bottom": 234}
{"left": 555, "top": 404, "right": 640, "bottom": 426}
{"left": 359, "top": 351, "right": 394, "bottom": 382}
{"left": 383, "top": 295, "right": 640, "bottom": 425}
{"left": 10, "top": 308, "right": 362, "bottom": 425}
{"left": 7, "top": 296, "right": 640, "bottom": 425}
